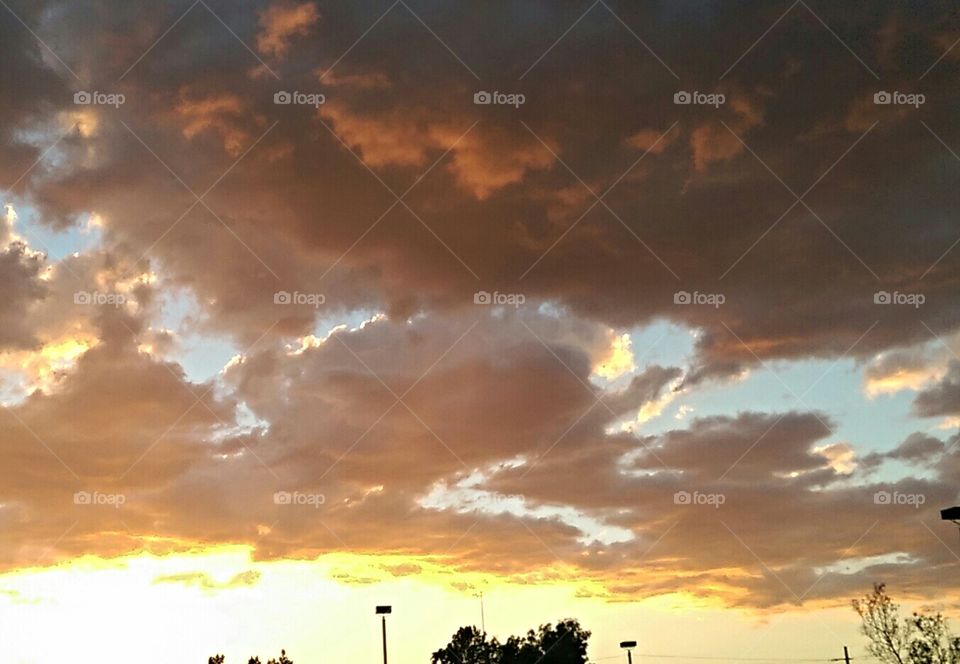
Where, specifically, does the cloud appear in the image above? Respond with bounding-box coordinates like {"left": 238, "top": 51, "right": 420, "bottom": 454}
{"left": 319, "top": 103, "right": 555, "bottom": 198}
{"left": 914, "top": 361, "right": 960, "bottom": 417}
{"left": 2, "top": 0, "right": 960, "bottom": 612}
{"left": 592, "top": 332, "right": 636, "bottom": 380}
{"left": 257, "top": 1, "right": 319, "bottom": 59}
{"left": 0, "top": 303, "right": 958, "bottom": 607}
{"left": 625, "top": 128, "right": 678, "bottom": 155}
{"left": 15, "top": 0, "right": 959, "bottom": 383}
{"left": 154, "top": 569, "right": 261, "bottom": 590}
{"left": 175, "top": 90, "right": 266, "bottom": 157}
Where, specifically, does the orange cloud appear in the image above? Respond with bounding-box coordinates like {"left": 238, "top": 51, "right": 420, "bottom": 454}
{"left": 175, "top": 91, "right": 262, "bottom": 157}
{"left": 690, "top": 92, "right": 764, "bottom": 171}
{"left": 445, "top": 128, "right": 556, "bottom": 200}
{"left": 625, "top": 128, "right": 677, "bottom": 154}
{"left": 320, "top": 103, "right": 556, "bottom": 198}
{"left": 256, "top": 1, "right": 319, "bottom": 59}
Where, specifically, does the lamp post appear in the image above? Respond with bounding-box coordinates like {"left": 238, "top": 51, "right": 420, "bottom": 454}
{"left": 376, "top": 605, "right": 392, "bottom": 664}
{"left": 620, "top": 640, "right": 638, "bottom": 664}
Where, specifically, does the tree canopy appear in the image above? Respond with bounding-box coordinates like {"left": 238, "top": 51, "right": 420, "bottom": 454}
{"left": 854, "top": 584, "right": 960, "bottom": 664}
{"left": 432, "top": 619, "right": 591, "bottom": 664}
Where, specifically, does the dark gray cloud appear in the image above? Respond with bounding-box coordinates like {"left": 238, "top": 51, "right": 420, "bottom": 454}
{"left": 915, "top": 361, "right": 960, "bottom": 417}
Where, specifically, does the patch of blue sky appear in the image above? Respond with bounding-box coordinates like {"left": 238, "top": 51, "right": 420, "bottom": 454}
{"left": 8, "top": 202, "right": 101, "bottom": 259}
{"left": 590, "top": 318, "right": 695, "bottom": 392}
{"left": 155, "top": 287, "right": 240, "bottom": 384}
{"left": 658, "top": 357, "right": 923, "bottom": 455}
{"left": 626, "top": 318, "right": 695, "bottom": 369}
{"left": 608, "top": 321, "right": 937, "bottom": 472}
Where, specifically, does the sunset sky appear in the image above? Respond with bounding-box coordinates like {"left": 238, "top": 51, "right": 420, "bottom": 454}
{"left": 1, "top": 1, "right": 959, "bottom": 662}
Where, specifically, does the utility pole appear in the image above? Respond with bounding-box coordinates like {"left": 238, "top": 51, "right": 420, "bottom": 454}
{"left": 829, "top": 645, "right": 852, "bottom": 664}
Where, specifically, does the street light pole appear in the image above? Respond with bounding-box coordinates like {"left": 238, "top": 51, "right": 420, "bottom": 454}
{"left": 376, "top": 605, "right": 392, "bottom": 664}
{"left": 620, "top": 640, "right": 637, "bottom": 664}
{"left": 382, "top": 615, "right": 388, "bottom": 664}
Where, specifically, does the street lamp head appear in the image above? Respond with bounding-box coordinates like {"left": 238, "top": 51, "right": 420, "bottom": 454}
{"left": 620, "top": 641, "right": 637, "bottom": 649}
{"left": 376, "top": 605, "right": 393, "bottom": 614}
{"left": 941, "top": 506, "right": 960, "bottom": 522}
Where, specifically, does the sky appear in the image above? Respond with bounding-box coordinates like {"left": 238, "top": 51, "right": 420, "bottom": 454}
{"left": 0, "top": 1, "right": 959, "bottom": 662}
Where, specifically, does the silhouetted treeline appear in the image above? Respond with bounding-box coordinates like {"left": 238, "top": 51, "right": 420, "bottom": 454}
{"left": 207, "top": 650, "right": 293, "bottom": 664}
{"left": 432, "top": 619, "right": 591, "bottom": 664}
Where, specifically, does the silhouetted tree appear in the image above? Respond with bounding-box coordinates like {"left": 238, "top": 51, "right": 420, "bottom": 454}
{"left": 266, "top": 650, "right": 293, "bottom": 664}
{"left": 502, "top": 620, "right": 590, "bottom": 664}
{"left": 432, "top": 619, "right": 590, "bottom": 664}
{"left": 854, "top": 584, "right": 960, "bottom": 664}
{"left": 432, "top": 626, "right": 502, "bottom": 664}
{"left": 206, "top": 651, "right": 292, "bottom": 664}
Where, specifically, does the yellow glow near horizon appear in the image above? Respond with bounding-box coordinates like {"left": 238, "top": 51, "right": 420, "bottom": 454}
{"left": 0, "top": 546, "right": 873, "bottom": 664}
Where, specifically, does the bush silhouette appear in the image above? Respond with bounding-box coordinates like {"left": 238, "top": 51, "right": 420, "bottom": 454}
{"left": 206, "top": 650, "right": 292, "bottom": 664}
